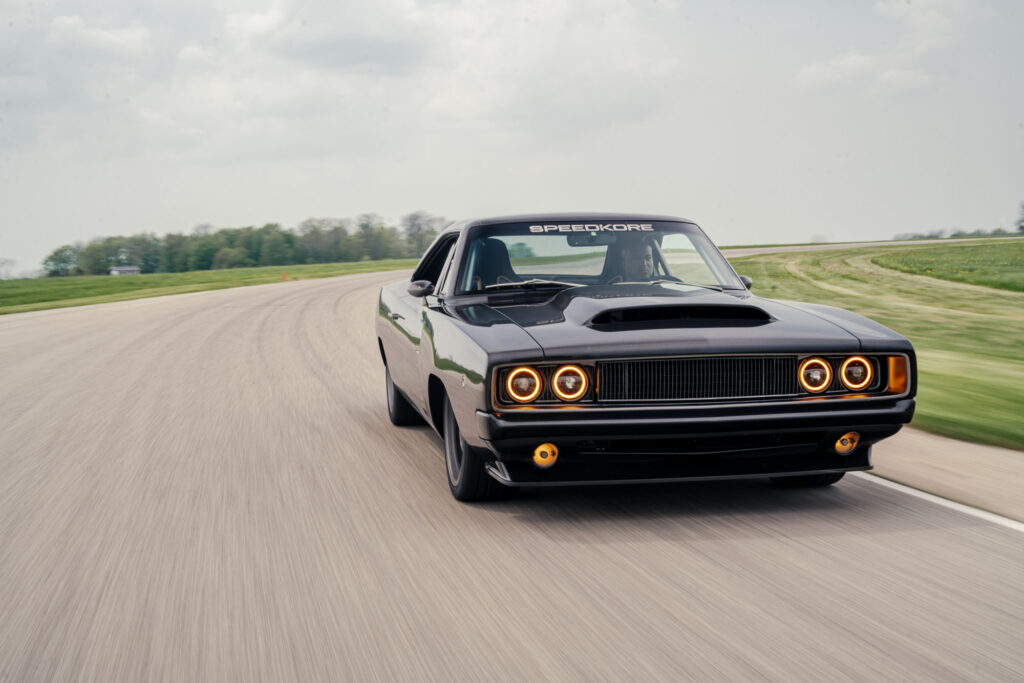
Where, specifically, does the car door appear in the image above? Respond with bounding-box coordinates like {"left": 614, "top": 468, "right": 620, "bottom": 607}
{"left": 383, "top": 233, "right": 458, "bottom": 407}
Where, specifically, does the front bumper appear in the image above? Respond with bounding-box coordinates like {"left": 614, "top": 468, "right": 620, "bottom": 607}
{"left": 472, "top": 398, "right": 915, "bottom": 486}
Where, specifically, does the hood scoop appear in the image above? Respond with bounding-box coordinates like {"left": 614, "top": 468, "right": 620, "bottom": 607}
{"left": 588, "top": 304, "right": 772, "bottom": 331}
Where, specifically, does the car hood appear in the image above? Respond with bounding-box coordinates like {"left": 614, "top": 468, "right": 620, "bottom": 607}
{"left": 470, "top": 284, "right": 872, "bottom": 360}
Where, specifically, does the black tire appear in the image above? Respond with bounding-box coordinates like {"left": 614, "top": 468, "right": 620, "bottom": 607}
{"left": 386, "top": 366, "right": 423, "bottom": 426}
{"left": 443, "top": 397, "right": 514, "bottom": 502}
{"left": 770, "top": 472, "right": 846, "bottom": 487}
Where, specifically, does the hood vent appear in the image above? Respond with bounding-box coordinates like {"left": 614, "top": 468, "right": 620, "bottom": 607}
{"left": 589, "top": 304, "right": 772, "bottom": 331}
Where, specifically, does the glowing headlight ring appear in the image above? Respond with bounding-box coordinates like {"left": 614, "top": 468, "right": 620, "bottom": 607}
{"left": 506, "top": 367, "right": 542, "bottom": 403}
{"left": 552, "top": 365, "right": 588, "bottom": 401}
{"left": 798, "top": 357, "right": 832, "bottom": 393}
{"left": 840, "top": 356, "right": 874, "bottom": 391}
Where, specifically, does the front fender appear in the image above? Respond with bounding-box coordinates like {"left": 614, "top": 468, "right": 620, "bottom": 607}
{"left": 420, "top": 307, "right": 491, "bottom": 441}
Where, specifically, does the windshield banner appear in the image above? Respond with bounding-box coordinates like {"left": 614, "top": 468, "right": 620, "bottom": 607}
{"left": 528, "top": 224, "right": 654, "bottom": 233}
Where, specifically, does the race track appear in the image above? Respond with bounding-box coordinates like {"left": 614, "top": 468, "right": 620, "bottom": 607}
{"left": 1, "top": 271, "right": 1022, "bottom": 681}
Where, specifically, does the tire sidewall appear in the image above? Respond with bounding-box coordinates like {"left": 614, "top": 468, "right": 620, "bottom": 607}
{"left": 386, "top": 367, "right": 397, "bottom": 415}
{"left": 442, "top": 395, "right": 510, "bottom": 502}
{"left": 443, "top": 398, "right": 465, "bottom": 491}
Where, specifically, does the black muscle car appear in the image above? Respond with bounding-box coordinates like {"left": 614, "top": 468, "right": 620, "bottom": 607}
{"left": 376, "top": 214, "right": 915, "bottom": 501}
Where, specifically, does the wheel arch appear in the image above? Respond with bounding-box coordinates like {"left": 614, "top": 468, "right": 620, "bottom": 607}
{"left": 427, "top": 374, "right": 447, "bottom": 436}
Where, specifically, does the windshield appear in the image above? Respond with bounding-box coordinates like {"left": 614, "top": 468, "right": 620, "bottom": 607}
{"left": 455, "top": 221, "right": 743, "bottom": 294}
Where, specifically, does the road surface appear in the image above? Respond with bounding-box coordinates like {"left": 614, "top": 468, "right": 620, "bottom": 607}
{"left": 1, "top": 272, "right": 1021, "bottom": 681}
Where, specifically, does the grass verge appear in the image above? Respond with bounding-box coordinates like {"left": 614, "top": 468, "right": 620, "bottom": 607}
{"left": 730, "top": 240, "right": 1024, "bottom": 451}
{"left": 872, "top": 239, "right": 1024, "bottom": 292}
{"left": 0, "top": 259, "right": 418, "bottom": 315}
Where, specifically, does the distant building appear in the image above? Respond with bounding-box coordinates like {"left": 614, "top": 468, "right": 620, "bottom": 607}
{"left": 109, "top": 266, "right": 141, "bottom": 276}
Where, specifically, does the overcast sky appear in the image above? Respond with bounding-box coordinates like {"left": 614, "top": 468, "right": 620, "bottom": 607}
{"left": 1, "top": 0, "right": 1021, "bottom": 273}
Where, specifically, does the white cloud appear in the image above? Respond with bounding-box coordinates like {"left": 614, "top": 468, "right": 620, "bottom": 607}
{"left": 797, "top": 0, "right": 965, "bottom": 91}
{"left": 225, "top": 3, "right": 288, "bottom": 39}
{"left": 876, "top": 0, "right": 961, "bottom": 56}
{"left": 797, "top": 52, "right": 876, "bottom": 89}
{"left": 20, "top": 0, "right": 694, "bottom": 164}
{"left": 419, "top": 0, "right": 690, "bottom": 137}
{"left": 877, "top": 68, "right": 931, "bottom": 89}
{"left": 47, "top": 16, "right": 152, "bottom": 60}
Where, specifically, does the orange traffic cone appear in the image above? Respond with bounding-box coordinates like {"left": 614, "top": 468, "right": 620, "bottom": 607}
{"left": 282, "top": 272, "right": 288, "bottom": 281}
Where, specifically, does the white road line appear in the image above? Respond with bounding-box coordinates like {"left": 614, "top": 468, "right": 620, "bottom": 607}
{"left": 852, "top": 472, "right": 1024, "bottom": 534}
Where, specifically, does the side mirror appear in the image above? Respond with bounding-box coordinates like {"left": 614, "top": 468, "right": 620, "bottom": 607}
{"left": 407, "top": 280, "right": 434, "bottom": 297}
{"left": 739, "top": 275, "right": 753, "bottom": 290}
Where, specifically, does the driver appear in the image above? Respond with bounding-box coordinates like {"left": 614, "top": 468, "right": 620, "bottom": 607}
{"left": 621, "top": 237, "right": 655, "bottom": 282}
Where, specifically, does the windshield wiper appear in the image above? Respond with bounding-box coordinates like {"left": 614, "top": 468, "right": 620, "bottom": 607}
{"left": 657, "top": 280, "right": 723, "bottom": 292}
{"left": 484, "top": 279, "right": 582, "bottom": 291}
{"left": 615, "top": 279, "right": 723, "bottom": 292}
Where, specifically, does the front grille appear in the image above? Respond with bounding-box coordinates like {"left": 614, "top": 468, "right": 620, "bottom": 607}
{"left": 597, "top": 356, "right": 800, "bottom": 402}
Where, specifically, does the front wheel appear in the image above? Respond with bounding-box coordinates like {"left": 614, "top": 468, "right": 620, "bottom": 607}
{"left": 770, "top": 472, "right": 845, "bottom": 487}
{"left": 443, "top": 397, "right": 513, "bottom": 502}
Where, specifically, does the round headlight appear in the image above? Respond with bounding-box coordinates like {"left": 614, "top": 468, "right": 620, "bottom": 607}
{"left": 552, "top": 365, "right": 588, "bottom": 401}
{"left": 798, "top": 358, "right": 832, "bottom": 393}
{"left": 840, "top": 356, "right": 873, "bottom": 390}
{"left": 506, "top": 367, "right": 541, "bottom": 402}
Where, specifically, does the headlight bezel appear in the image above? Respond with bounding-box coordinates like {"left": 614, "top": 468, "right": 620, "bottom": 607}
{"left": 505, "top": 366, "right": 543, "bottom": 403}
{"left": 796, "top": 354, "right": 891, "bottom": 396}
{"left": 495, "top": 363, "right": 595, "bottom": 406}
{"left": 840, "top": 355, "right": 874, "bottom": 391}
{"left": 798, "top": 357, "right": 832, "bottom": 393}
{"left": 552, "top": 365, "right": 589, "bottom": 401}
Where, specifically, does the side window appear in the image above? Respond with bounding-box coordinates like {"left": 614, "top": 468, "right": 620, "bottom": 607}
{"left": 433, "top": 243, "right": 459, "bottom": 296}
{"left": 412, "top": 234, "right": 457, "bottom": 285}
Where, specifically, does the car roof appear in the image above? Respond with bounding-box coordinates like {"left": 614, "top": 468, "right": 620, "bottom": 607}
{"left": 444, "top": 213, "right": 695, "bottom": 232}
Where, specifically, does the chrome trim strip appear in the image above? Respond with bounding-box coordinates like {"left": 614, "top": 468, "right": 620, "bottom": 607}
{"left": 484, "top": 464, "right": 871, "bottom": 488}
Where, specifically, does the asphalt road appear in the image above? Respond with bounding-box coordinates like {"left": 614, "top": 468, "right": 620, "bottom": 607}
{"left": 1, "top": 271, "right": 1022, "bottom": 682}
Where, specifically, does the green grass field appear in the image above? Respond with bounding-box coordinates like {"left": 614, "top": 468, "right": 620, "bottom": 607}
{"left": 718, "top": 235, "right": 1020, "bottom": 251}
{"left": 730, "top": 238, "right": 1024, "bottom": 450}
{"left": 0, "top": 260, "right": 418, "bottom": 315}
{"left": 873, "top": 241, "right": 1024, "bottom": 291}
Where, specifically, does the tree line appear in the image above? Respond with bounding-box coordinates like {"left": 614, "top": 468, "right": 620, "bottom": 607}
{"left": 894, "top": 226, "right": 1022, "bottom": 241}
{"left": 895, "top": 203, "right": 1024, "bottom": 241}
{"left": 42, "top": 212, "right": 447, "bottom": 276}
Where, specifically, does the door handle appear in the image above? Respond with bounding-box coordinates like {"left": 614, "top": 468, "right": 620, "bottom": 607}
{"left": 390, "top": 312, "right": 404, "bottom": 321}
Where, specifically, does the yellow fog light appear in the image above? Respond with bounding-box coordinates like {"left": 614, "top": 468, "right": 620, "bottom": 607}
{"left": 834, "top": 432, "right": 860, "bottom": 455}
{"left": 507, "top": 367, "right": 541, "bottom": 403}
{"left": 533, "top": 443, "right": 558, "bottom": 468}
{"left": 840, "top": 356, "right": 873, "bottom": 391}
{"left": 798, "top": 357, "right": 832, "bottom": 393}
{"left": 552, "top": 365, "right": 588, "bottom": 401}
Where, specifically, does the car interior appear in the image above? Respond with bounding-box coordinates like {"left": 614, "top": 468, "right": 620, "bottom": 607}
{"left": 464, "top": 234, "right": 673, "bottom": 290}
